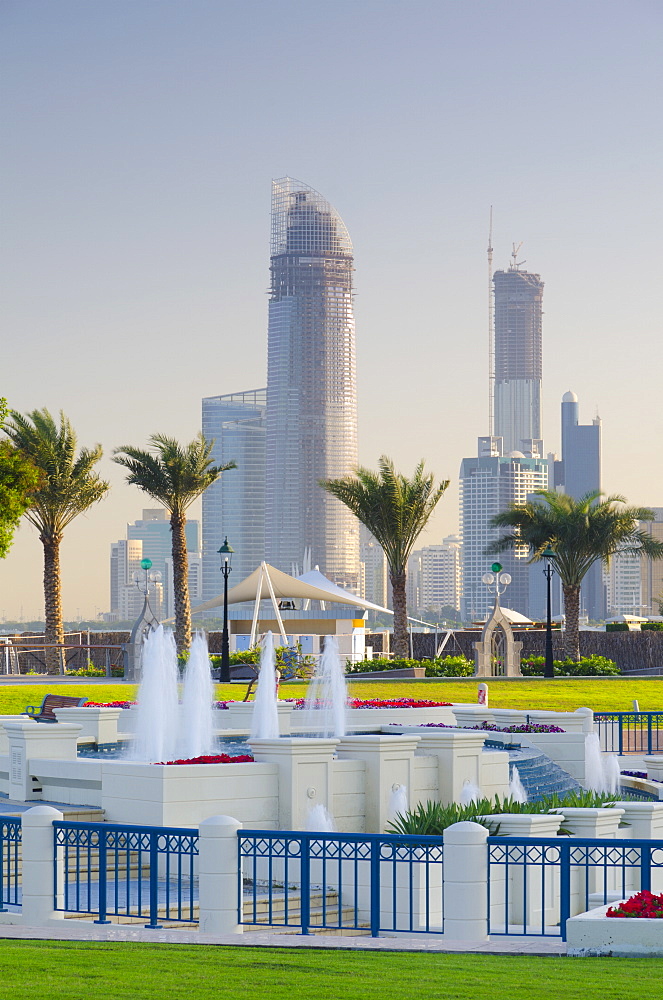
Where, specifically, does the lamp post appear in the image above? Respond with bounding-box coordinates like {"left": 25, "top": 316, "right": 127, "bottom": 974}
{"left": 127, "top": 558, "right": 161, "bottom": 682}
{"left": 542, "top": 546, "right": 556, "bottom": 679}
{"left": 218, "top": 538, "right": 234, "bottom": 684}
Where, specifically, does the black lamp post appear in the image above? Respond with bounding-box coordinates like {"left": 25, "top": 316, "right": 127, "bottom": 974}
{"left": 218, "top": 538, "right": 234, "bottom": 683}
{"left": 543, "top": 545, "right": 556, "bottom": 679}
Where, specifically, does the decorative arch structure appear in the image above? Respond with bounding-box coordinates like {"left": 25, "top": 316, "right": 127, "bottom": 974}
{"left": 473, "top": 598, "right": 522, "bottom": 677}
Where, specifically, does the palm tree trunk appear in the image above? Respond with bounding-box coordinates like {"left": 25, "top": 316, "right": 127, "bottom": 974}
{"left": 390, "top": 569, "right": 409, "bottom": 658}
{"left": 562, "top": 583, "right": 581, "bottom": 662}
{"left": 171, "top": 511, "right": 191, "bottom": 653}
{"left": 42, "top": 534, "right": 64, "bottom": 674}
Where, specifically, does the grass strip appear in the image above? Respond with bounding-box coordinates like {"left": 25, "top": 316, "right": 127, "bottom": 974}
{"left": 0, "top": 941, "right": 661, "bottom": 1000}
{"left": 0, "top": 677, "right": 661, "bottom": 714}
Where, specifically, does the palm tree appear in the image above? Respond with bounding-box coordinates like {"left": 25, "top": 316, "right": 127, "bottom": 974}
{"left": 320, "top": 456, "right": 449, "bottom": 658}
{"left": 4, "top": 409, "right": 109, "bottom": 672}
{"left": 114, "top": 434, "right": 236, "bottom": 652}
{"left": 490, "top": 490, "right": 663, "bottom": 661}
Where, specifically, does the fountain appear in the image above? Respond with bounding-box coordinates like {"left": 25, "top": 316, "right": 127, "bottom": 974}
{"left": 301, "top": 635, "right": 348, "bottom": 737}
{"left": 388, "top": 784, "right": 408, "bottom": 823}
{"left": 508, "top": 766, "right": 528, "bottom": 803}
{"left": 306, "top": 803, "right": 336, "bottom": 832}
{"left": 603, "top": 753, "right": 621, "bottom": 795}
{"left": 128, "top": 625, "right": 217, "bottom": 763}
{"left": 179, "top": 631, "right": 215, "bottom": 759}
{"left": 585, "top": 732, "right": 622, "bottom": 794}
{"left": 460, "top": 780, "right": 482, "bottom": 805}
{"left": 129, "top": 625, "right": 179, "bottom": 763}
{"left": 250, "top": 632, "right": 280, "bottom": 740}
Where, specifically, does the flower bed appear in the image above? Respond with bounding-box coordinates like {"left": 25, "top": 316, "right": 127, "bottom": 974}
{"left": 622, "top": 769, "right": 663, "bottom": 784}
{"left": 420, "top": 721, "right": 565, "bottom": 734}
{"left": 293, "top": 698, "right": 452, "bottom": 710}
{"left": 155, "top": 753, "right": 254, "bottom": 765}
{"left": 608, "top": 890, "right": 663, "bottom": 918}
{"left": 216, "top": 697, "right": 452, "bottom": 710}
{"left": 85, "top": 701, "right": 136, "bottom": 709}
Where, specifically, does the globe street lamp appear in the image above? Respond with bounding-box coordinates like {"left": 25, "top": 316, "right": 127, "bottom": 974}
{"left": 542, "top": 545, "right": 556, "bottom": 679}
{"left": 218, "top": 538, "right": 234, "bottom": 684}
{"left": 481, "top": 562, "right": 512, "bottom": 599}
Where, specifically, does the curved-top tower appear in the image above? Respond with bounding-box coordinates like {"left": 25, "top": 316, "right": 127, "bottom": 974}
{"left": 265, "top": 178, "right": 359, "bottom": 590}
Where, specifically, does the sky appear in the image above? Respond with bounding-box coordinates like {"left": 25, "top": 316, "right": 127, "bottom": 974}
{"left": 1, "top": 0, "right": 662, "bottom": 620}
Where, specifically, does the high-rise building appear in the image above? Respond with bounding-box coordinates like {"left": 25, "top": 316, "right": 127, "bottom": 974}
{"left": 359, "top": 525, "right": 388, "bottom": 613}
{"left": 110, "top": 509, "right": 199, "bottom": 617}
{"left": 641, "top": 508, "right": 663, "bottom": 616}
{"left": 109, "top": 538, "right": 164, "bottom": 620}
{"left": 460, "top": 438, "right": 548, "bottom": 621}
{"left": 409, "top": 538, "right": 462, "bottom": 616}
{"left": 554, "top": 391, "right": 604, "bottom": 619}
{"left": 201, "top": 389, "right": 266, "bottom": 600}
{"left": 605, "top": 547, "right": 643, "bottom": 617}
{"left": 493, "top": 263, "right": 544, "bottom": 455}
{"left": 265, "top": 177, "right": 359, "bottom": 590}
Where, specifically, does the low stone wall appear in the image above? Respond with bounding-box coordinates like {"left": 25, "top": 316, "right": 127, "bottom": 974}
{"left": 395, "top": 630, "right": 663, "bottom": 673}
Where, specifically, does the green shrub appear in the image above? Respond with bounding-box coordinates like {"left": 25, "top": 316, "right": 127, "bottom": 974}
{"left": 521, "top": 654, "right": 619, "bottom": 676}
{"left": 559, "top": 655, "right": 620, "bottom": 676}
{"left": 606, "top": 622, "right": 630, "bottom": 632}
{"left": 424, "top": 655, "right": 474, "bottom": 677}
{"left": 346, "top": 657, "right": 421, "bottom": 674}
{"left": 347, "top": 655, "right": 473, "bottom": 677}
{"left": 642, "top": 623, "right": 663, "bottom": 631}
{"left": 386, "top": 789, "right": 619, "bottom": 836}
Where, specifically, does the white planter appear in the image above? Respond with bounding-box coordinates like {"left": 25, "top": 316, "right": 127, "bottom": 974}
{"left": 54, "top": 707, "right": 122, "bottom": 746}
{"left": 567, "top": 901, "right": 663, "bottom": 956}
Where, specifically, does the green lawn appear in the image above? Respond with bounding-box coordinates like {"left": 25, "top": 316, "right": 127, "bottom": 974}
{"left": 0, "top": 942, "right": 660, "bottom": 1000}
{"left": 0, "top": 676, "right": 662, "bottom": 714}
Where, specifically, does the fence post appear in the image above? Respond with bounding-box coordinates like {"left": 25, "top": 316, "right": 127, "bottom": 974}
{"left": 198, "top": 815, "right": 244, "bottom": 935}
{"left": 443, "top": 821, "right": 489, "bottom": 941}
{"left": 21, "top": 806, "right": 63, "bottom": 926}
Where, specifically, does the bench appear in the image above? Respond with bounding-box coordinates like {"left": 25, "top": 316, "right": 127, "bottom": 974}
{"left": 24, "top": 694, "right": 88, "bottom": 723}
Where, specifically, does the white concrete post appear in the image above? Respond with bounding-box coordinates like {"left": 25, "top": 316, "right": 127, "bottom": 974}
{"left": 198, "top": 815, "right": 243, "bottom": 935}
{"left": 442, "top": 821, "right": 489, "bottom": 941}
{"left": 21, "top": 805, "right": 64, "bottom": 926}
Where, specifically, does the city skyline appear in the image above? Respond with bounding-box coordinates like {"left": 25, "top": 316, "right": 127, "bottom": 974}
{"left": 1, "top": 1, "right": 661, "bottom": 619}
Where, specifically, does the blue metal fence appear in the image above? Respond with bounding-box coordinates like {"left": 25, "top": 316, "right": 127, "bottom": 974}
{"left": 238, "top": 830, "right": 444, "bottom": 937}
{"left": 0, "top": 818, "right": 21, "bottom": 909}
{"left": 488, "top": 835, "right": 663, "bottom": 941}
{"left": 53, "top": 821, "right": 198, "bottom": 927}
{"left": 594, "top": 711, "right": 663, "bottom": 754}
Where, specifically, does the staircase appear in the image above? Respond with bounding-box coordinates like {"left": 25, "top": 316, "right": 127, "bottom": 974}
{"left": 484, "top": 739, "right": 582, "bottom": 801}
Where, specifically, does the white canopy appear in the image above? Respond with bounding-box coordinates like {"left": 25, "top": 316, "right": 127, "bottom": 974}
{"left": 191, "top": 562, "right": 391, "bottom": 616}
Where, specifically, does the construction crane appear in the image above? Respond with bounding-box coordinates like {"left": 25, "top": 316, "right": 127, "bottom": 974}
{"left": 487, "top": 207, "right": 494, "bottom": 437}
{"left": 510, "top": 241, "right": 525, "bottom": 270}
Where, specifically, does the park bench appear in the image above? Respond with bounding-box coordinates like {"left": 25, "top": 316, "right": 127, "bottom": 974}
{"left": 23, "top": 694, "right": 88, "bottom": 723}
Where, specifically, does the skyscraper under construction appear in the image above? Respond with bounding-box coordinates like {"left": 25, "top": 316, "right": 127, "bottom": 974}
{"left": 265, "top": 177, "right": 359, "bottom": 590}
{"left": 493, "top": 258, "right": 544, "bottom": 456}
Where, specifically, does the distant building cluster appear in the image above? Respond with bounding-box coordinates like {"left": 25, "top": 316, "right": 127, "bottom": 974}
{"left": 104, "top": 187, "right": 660, "bottom": 625}
{"left": 107, "top": 509, "right": 201, "bottom": 622}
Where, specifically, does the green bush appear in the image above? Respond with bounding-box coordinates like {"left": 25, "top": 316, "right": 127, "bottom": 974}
{"left": 346, "top": 657, "right": 421, "bottom": 674}
{"left": 424, "top": 655, "right": 474, "bottom": 677}
{"left": 386, "top": 789, "right": 619, "bottom": 836}
{"left": 346, "top": 655, "right": 474, "bottom": 677}
{"left": 521, "top": 654, "right": 619, "bottom": 676}
{"left": 606, "top": 623, "right": 630, "bottom": 632}
{"left": 642, "top": 623, "right": 663, "bottom": 631}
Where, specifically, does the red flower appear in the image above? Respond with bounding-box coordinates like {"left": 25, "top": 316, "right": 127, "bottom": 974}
{"left": 607, "top": 890, "right": 663, "bottom": 919}
{"left": 154, "top": 753, "right": 255, "bottom": 765}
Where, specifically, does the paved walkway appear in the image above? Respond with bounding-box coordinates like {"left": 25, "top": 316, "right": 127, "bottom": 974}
{"left": 0, "top": 918, "right": 565, "bottom": 954}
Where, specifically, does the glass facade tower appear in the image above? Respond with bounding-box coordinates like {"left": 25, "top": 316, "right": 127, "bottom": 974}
{"left": 201, "top": 389, "right": 266, "bottom": 599}
{"left": 265, "top": 178, "right": 359, "bottom": 589}
{"left": 493, "top": 267, "right": 544, "bottom": 454}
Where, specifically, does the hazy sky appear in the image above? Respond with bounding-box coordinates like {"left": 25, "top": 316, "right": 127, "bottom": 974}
{"left": 1, "top": 0, "right": 662, "bottom": 620}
